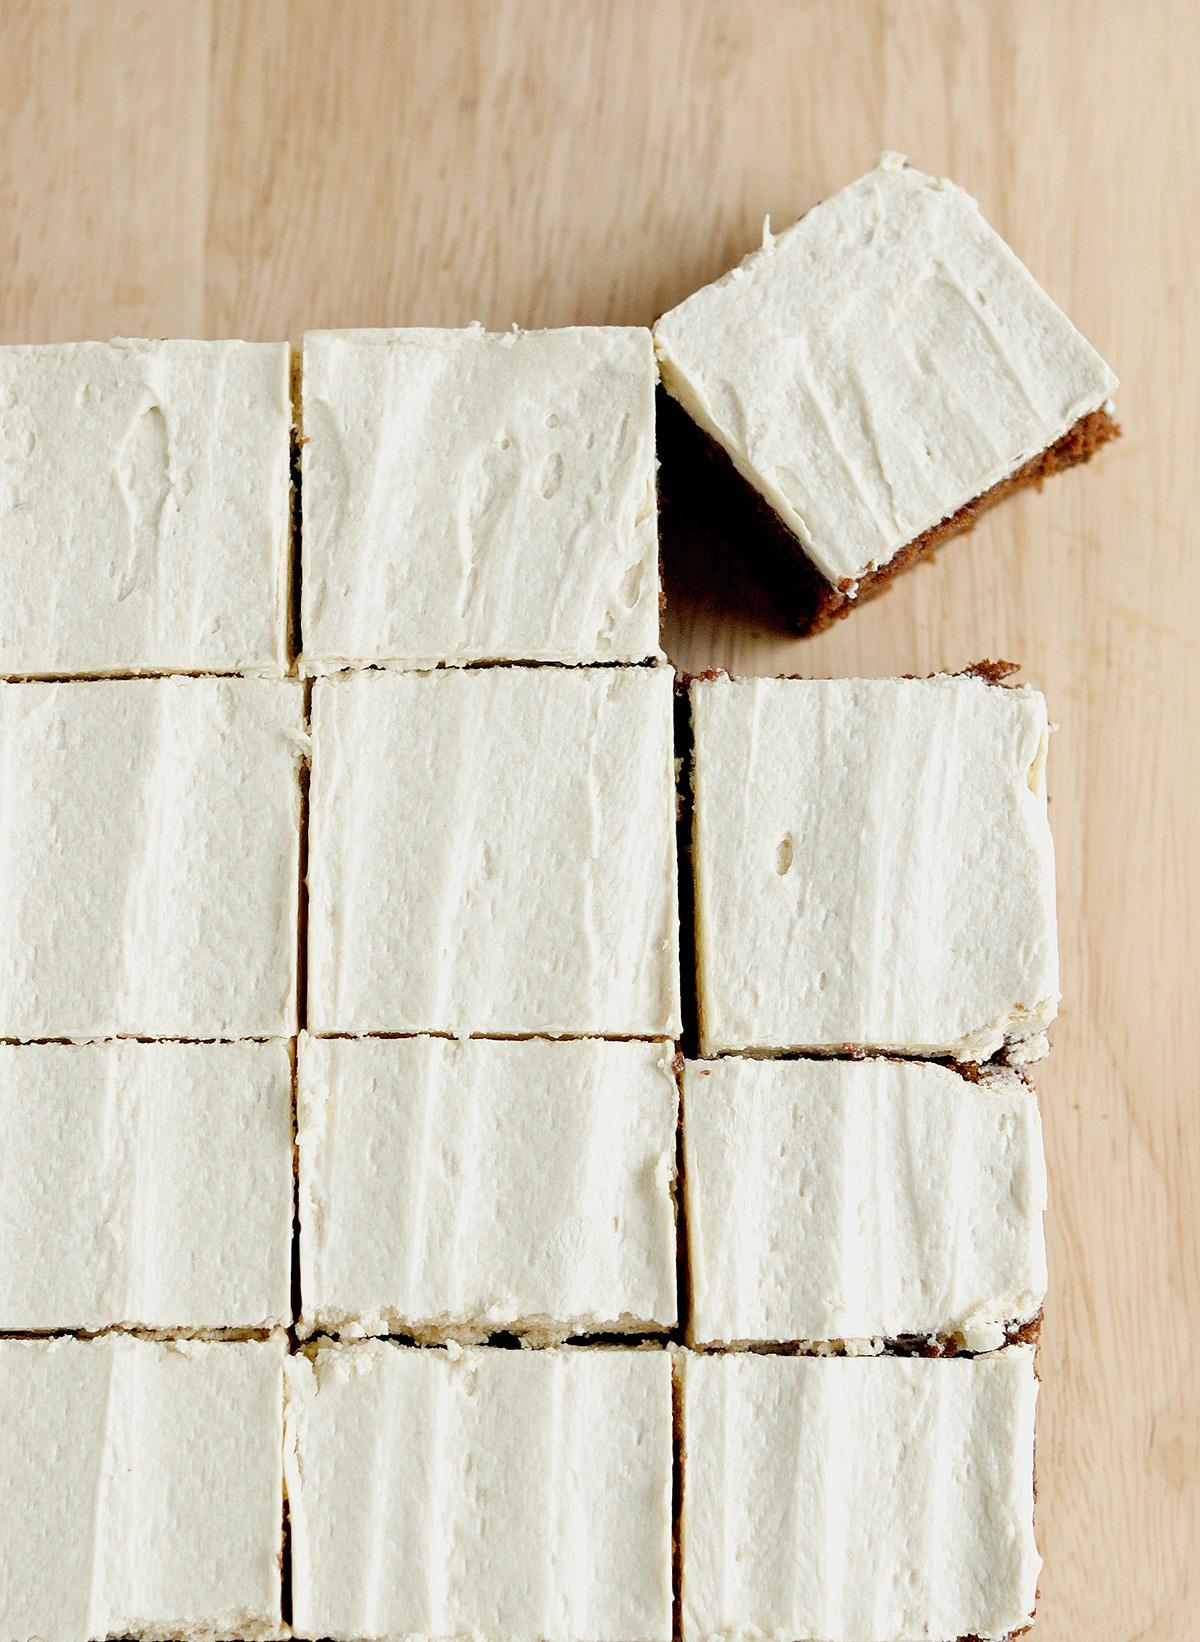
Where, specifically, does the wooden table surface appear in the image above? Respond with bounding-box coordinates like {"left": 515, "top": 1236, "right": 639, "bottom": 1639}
{"left": 2, "top": 3, "right": 1194, "bottom": 1636}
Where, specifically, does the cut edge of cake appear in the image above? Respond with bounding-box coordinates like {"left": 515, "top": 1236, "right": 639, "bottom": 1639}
{"left": 654, "top": 154, "right": 1119, "bottom": 635}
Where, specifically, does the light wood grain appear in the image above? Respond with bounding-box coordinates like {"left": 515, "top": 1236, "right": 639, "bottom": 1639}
{"left": 1, "top": 2, "right": 1196, "bottom": 1635}
{"left": 0, "top": 0, "right": 210, "bottom": 339}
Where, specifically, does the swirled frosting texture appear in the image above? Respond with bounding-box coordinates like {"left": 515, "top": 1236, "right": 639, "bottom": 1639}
{"left": 691, "top": 673, "right": 1058, "bottom": 1061}
{"left": 683, "top": 1056, "right": 1046, "bottom": 1350}
{"left": 0, "top": 677, "right": 305, "bottom": 1039}
{"left": 301, "top": 326, "right": 661, "bottom": 670}
{"left": 298, "top": 1035, "right": 678, "bottom": 1342}
{"left": 286, "top": 1342, "right": 673, "bottom": 1642}
{"left": 0, "top": 1041, "right": 293, "bottom": 1331}
{"left": 308, "top": 666, "right": 681, "bottom": 1037}
{"left": 0, "top": 1336, "right": 285, "bottom": 1642}
{"left": 655, "top": 155, "right": 1118, "bottom": 588}
{"left": 0, "top": 340, "right": 291, "bottom": 677}
{"left": 680, "top": 1348, "right": 1039, "bottom": 1642}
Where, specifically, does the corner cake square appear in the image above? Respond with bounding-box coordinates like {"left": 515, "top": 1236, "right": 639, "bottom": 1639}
{"left": 679, "top": 1348, "right": 1039, "bottom": 1642}
{"left": 654, "top": 155, "right": 1118, "bottom": 633}
{"left": 0, "top": 340, "right": 292, "bottom": 677}
{"left": 0, "top": 677, "right": 304, "bottom": 1039}
{"left": 297, "top": 1034, "right": 678, "bottom": 1342}
{"left": 307, "top": 665, "right": 680, "bottom": 1036}
{"left": 300, "top": 326, "right": 661, "bottom": 670}
{"left": 690, "top": 671, "right": 1058, "bottom": 1061}
{"left": 0, "top": 1041, "right": 293, "bottom": 1331}
{"left": 682, "top": 1056, "right": 1046, "bottom": 1350}
{"left": 0, "top": 1336, "right": 284, "bottom": 1642}
{"left": 286, "top": 1342, "right": 673, "bottom": 1642}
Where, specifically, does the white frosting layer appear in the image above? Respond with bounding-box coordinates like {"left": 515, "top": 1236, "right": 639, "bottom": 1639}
{"left": 299, "top": 1035, "right": 678, "bottom": 1341}
{"left": 0, "top": 1041, "right": 293, "bottom": 1331}
{"left": 286, "top": 1342, "right": 673, "bottom": 1642}
{"left": 308, "top": 666, "right": 680, "bottom": 1037}
{"left": 683, "top": 1057, "right": 1046, "bottom": 1349}
{"left": 680, "top": 1347, "right": 1040, "bottom": 1642}
{"left": 691, "top": 673, "right": 1058, "bottom": 1060}
{"left": 0, "top": 339, "right": 291, "bottom": 677}
{"left": 655, "top": 155, "right": 1118, "bottom": 588}
{"left": 301, "top": 327, "right": 661, "bottom": 670}
{"left": 0, "top": 1336, "right": 285, "bottom": 1642}
{"left": 0, "top": 677, "right": 304, "bottom": 1039}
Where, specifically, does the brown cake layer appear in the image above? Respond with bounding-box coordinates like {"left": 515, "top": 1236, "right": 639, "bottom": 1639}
{"left": 657, "top": 392, "right": 1119, "bottom": 637}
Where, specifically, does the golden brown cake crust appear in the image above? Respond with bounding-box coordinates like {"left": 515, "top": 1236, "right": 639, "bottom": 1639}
{"left": 657, "top": 393, "right": 1119, "bottom": 636}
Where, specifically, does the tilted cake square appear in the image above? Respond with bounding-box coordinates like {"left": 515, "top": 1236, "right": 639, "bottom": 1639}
{"left": 308, "top": 665, "right": 680, "bottom": 1036}
{"left": 285, "top": 1342, "right": 674, "bottom": 1642}
{"left": 683, "top": 1055, "right": 1046, "bottom": 1350}
{"left": 0, "top": 1041, "right": 293, "bottom": 1332}
{"left": 0, "top": 340, "right": 292, "bottom": 678}
{"left": 655, "top": 155, "right": 1118, "bottom": 633}
{"left": 0, "top": 677, "right": 305, "bottom": 1039}
{"left": 298, "top": 1034, "right": 679, "bottom": 1342}
{"left": 300, "top": 326, "right": 661, "bottom": 670}
{"left": 690, "top": 672, "right": 1058, "bottom": 1061}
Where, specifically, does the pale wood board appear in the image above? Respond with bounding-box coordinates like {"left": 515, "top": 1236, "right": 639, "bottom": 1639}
{"left": 1, "top": 2, "right": 1195, "bottom": 1635}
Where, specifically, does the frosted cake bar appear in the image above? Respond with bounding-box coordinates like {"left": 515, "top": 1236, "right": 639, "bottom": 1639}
{"left": 0, "top": 677, "right": 304, "bottom": 1040}
{"left": 0, "top": 1336, "right": 285, "bottom": 1642}
{"left": 0, "top": 1041, "right": 293, "bottom": 1332}
{"left": 300, "top": 326, "right": 661, "bottom": 670}
{"left": 285, "top": 1343, "right": 673, "bottom": 1642}
{"left": 679, "top": 1348, "right": 1040, "bottom": 1642}
{"left": 298, "top": 1035, "right": 678, "bottom": 1342}
{"left": 307, "top": 665, "right": 680, "bottom": 1037}
{"left": 690, "top": 672, "right": 1058, "bottom": 1061}
{"left": 683, "top": 1056, "right": 1046, "bottom": 1349}
{"left": 0, "top": 339, "right": 292, "bottom": 677}
{"left": 655, "top": 155, "right": 1118, "bottom": 633}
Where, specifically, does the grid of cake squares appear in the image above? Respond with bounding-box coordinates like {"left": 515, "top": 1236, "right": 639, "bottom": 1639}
{"left": 0, "top": 162, "right": 1118, "bottom": 1642}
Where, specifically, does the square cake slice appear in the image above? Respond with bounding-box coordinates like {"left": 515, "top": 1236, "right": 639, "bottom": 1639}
{"left": 690, "top": 671, "right": 1058, "bottom": 1061}
{"left": 0, "top": 1041, "right": 293, "bottom": 1331}
{"left": 654, "top": 155, "right": 1118, "bottom": 633}
{"left": 308, "top": 666, "right": 680, "bottom": 1036}
{"left": 683, "top": 1056, "right": 1046, "bottom": 1350}
{"left": 0, "top": 677, "right": 304, "bottom": 1039}
{"left": 0, "top": 1335, "right": 284, "bottom": 1642}
{"left": 300, "top": 326, "right": 661, "bottom": 670}
{"left": 298, "top": 1035, "right": 678, "bottom": 1342}
{"left": 0, "top": 340, "right": 292, "bottom": 677}
{"left": 286, "top": 1342, "right": 673, "bottom": 1642}
{"left": 679, "top": 1348, "right": 1040, "bottom": 1642}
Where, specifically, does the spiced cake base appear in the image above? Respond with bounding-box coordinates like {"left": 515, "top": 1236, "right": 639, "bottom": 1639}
{"left": 657, "top": 390, "right": 1119, "bottom": 637}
